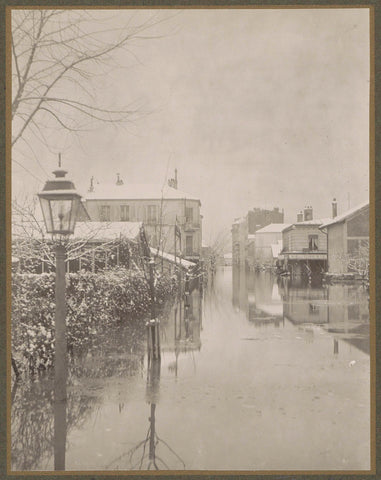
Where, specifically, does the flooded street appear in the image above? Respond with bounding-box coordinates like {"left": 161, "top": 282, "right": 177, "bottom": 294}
{"left": 12, "top": 267, "right": 370, "bottom": 472}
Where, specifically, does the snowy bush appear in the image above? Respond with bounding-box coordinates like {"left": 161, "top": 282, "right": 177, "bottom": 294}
{"left": 12, "top": 269, "right": 177, "bottom": 376}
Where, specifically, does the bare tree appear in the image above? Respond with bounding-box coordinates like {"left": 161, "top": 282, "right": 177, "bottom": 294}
{"left": 11, "top": 9, "right": 171, "bottom": 150}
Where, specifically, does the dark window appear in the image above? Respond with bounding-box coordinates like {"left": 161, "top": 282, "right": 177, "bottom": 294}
{"left": 100, "top": 205, "right": 110, "bottom": 222}
{"left": 308, "top": 235, "right": 318, "bottom": 251}
{"left": 120, "top": 205, "right": 129, "bottom": 221}
{"left": 348, "top": 304, "right": 360, "bottom": 320}
{"left": 147, "top": 205, "right": 157, "bottom": 224}
{"left": 347, "top": 238, "right": 369, "bottom": 256}
{"left": 186, "top": 235, "right": 193, "bottom": 255}
{"left": 347, "top": 210, "right": 369, "bottom": 237}
{"left": 185, "top": 207, "right": 193, "bottom": 223}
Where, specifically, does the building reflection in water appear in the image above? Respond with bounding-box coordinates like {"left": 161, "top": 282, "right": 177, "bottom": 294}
{"left": 233, "top": 266, "right": 284, "bottom": 327}
{"left": 232, "top": 266, "right": 369, "bottom": 355}
{"left": 160, "top": 288, "right": 203, "bottom": 377}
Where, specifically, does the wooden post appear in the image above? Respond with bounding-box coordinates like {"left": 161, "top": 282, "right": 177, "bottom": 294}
{"left": 141, "top": 226, "right": 161, "bottom": 361}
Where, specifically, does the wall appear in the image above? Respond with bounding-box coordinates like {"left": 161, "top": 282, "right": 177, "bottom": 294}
{"left": 85, "top": 198, "right": 202, "bottom": 258}
{"left": 283, "top": 225, "right": 327, "bottom": 252}
{"left": 327, "top": 222, "right": 346, "bottom": 273}
{"left": 255, "top": 231, "right": 282, "bottom": 264}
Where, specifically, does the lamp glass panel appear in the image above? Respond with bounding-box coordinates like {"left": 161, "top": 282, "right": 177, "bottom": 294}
{"left": 51, "top": 199, "right": 74, "bottom": 233}
{"left": 39, "top": 197, "right": 54, "bottom": 232}
{"left": 69, "top": 197, "right": 81, "bottom": 231}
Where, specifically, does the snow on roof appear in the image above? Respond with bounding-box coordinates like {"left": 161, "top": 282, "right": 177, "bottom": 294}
{"left": 319, "top": 202, "right": 369, "bottom": 229}
{"left": 85, "top": 183, "right": 200, "bottom": 202}
{"left": 284, "top": 218, "right": 332, "bottom": 230}
{"left": 12, "top": 220, "right": 142, "bottom": 242}
{"left": 150, "top": 247, "right": 195, "bottom": 269}
{"left": 255, "top": 223, "right": 291, "bottom": 234}
{"left": 73, "top": 221, "right": 142, "bottom": 241}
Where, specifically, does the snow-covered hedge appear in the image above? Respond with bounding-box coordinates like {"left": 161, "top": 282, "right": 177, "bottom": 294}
{"left": 11, "top": 269, "right": 177, "bottom": 376}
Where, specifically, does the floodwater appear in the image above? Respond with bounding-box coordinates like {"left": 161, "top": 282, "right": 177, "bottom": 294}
{"left": 11, "top": 267, "right": 371, "bottom": 472}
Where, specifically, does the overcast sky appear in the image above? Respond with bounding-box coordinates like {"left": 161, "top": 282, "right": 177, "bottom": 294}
{"left": 12, "top": 8, "right": 370, "bottom": 244}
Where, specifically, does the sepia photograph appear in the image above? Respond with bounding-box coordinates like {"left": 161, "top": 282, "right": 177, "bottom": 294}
{"left": 9, "top": 5, "right": 372, "bottom": 473}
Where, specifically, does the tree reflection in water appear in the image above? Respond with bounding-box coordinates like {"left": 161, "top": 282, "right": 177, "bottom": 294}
{"left": 106, "top": 358, "right": 185, "bottom": 470}
{"left": 11, "top": 377, "right": 98, "bottom": 471}
{"left": 11, "top": 322, "right": 147, "bottom": 471}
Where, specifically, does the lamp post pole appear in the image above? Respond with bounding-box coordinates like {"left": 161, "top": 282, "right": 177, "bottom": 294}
{"left": 55, "top": 242, "right": 67, "bottom": 397}
{"left": 38, "top": 157, "right": 89, "bottom": 471}
{"left": 54, "top": 242, "right": 67, "bottom": 471}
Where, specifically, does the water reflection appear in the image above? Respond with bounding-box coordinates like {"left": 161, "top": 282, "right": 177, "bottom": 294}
{"left": 105, "top": 355, "right": 186, "bottom": 470}
{"left": 12, "top": 269, "right": 370, "bottom": 471}
{"left": 232, "top": 266, "right": 370, "bottom": 355}
{"left": 160, "top": 289, "right": 202, "bottom": 377}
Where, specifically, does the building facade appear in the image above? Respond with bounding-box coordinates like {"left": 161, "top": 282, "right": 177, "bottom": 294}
{"left": 247, "top": 207, "right": 284, "bottom": 234}
{"left": 84, "top": 174, "right": 202, "bottom": 262}
{"left": 280, "top": 219, "right": 328, "bottom": 276}
{"left": 320, "top": 202, "right": 369, "bottom": 275}
{"left": 231, "top": 217, "right": 248, "bottom": 267}
{"left": 254, "top": 223, "right": 290, "bottom": 267}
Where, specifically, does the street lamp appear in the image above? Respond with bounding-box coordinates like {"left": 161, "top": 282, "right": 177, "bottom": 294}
{"left": 37, "top": 156, "right": 88, "bottom": 470}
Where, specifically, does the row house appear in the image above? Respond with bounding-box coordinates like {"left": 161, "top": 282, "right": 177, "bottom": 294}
{"left": 84, "top": 172, "right": 202, "bottom": 262}
{"left": 279, "top": 206, "right": 329, "bottom": 277}
{"left": 319, "top": 201, "right": 369, "bottom": 275}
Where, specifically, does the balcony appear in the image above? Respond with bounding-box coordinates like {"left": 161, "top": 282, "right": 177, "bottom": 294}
{"left": 184, "top": 221, "right": 200, "bottom": 231}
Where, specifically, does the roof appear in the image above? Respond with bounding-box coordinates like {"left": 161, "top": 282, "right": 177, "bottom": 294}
{"left": 255, "top": 223, "right": 291, "bottom": 234}
{"left": 85, "top": 183, "right": 200, "bottom": 202}
{"left": 150, "top": 247, "right": 195, "bottom": 269}
{"left": 73, "top": 221, "right": 142, "bottom": 241}
{"left": 319, "top": 202, "right": 369, "bottom": 229}
{"left": 283, "top": 218, "right": 331, "bottom": 231}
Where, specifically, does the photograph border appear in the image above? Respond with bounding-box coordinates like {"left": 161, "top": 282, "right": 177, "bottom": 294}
{"left": 1, "top": 1, "right": 378, "bottom": 479}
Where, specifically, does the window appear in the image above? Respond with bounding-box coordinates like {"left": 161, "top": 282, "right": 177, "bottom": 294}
{"left": 100, "top": 205, "right": 110, "bottom": 222}
{"left": 185, "top": 207, "right": 193, "bottom": 223}
{"left": 120, "top": 205, "right": 129, "bottom": 221}
{"left": 147, "top": 205, "right": 157, "bottom": 224}
{"left": 308, "top": 235, "right": 318, "bottom": 251}
{"left": 186, "top": 235, "right": 193, "bottom": 255}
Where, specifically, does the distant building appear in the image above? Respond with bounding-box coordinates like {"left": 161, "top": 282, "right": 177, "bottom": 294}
{"left": 247, "top": 207, "right": 284, "bottom": 234}
{"left": 231, "top": 217, "right": 248, "bottom": 266}
{"left": 280, "top": 207, "right": 329, "bottom": 276}
{"left": 84, "top": 172, "right": 202, "bottom": 262}
{"left": 320, "top": 201, "right": 369, "bottom": 275}
{"left": 254, "top": 223, "right": 290, "bottom": 267}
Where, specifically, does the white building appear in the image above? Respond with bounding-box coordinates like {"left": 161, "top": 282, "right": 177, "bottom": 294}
{"left": 84, "top": 173, "right": 202, "bottom": 262}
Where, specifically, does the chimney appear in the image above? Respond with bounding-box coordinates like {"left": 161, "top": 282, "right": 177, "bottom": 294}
{"left": 332, "top": 198, "right": 337, "bottom": 218}
{"left": 297, "top": 210, "right": 304, "bottom": 222}
{"left": 88, "top": 176, "right": 94, "bottom": 193}
{"left": 304, "top": 206, "right": 313, "bottom": 221}
{"left": 174, "top": 168, "right": 178, "bottom": 189}
{"left": 116, "top": 173, "right": 123, "bottom": 186}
